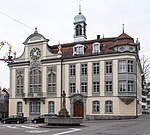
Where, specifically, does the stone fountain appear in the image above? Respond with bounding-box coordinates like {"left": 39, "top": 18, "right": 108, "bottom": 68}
{"left": 45, "top": 91, "right": 83, "bottom": 126}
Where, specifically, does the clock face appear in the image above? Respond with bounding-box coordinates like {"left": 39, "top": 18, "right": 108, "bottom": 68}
{"left": 30, "top": 48, "right": 41, "bottom": 60}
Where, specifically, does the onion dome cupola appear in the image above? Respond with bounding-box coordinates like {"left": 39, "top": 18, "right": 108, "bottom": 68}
{"left": 74, "top": 5, "right": 87, "bottom": 42}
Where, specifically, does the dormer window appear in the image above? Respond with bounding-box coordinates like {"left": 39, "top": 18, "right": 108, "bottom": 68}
{"left": 73, "top": 44, "right": 84, "bottom": 55}
{"left": 92, "top": 42, "right": 100, "bottom": 53}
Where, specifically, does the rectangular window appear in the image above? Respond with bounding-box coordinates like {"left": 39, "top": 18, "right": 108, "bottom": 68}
{"left": 70, "top": 64, "right": 76, "bottom": 76}
{"left": 93, "top": 82, "right": 100, "bottom": 93}
{"left": 93, "top": 62, "right": 100, "bottom": 75}
{"left": 128, "top": 60, "right": 134, "bottom": 73}
{"left": 70, "top": 83, "right": 76, "bottom": 93}
{"left": 81, "top": 82, "right": 87, "bottom": 93}
{"left": 105, "top": 81, "right": 112, "bottom": 93}
{"left": 29, "top": 101, "right": 40, "bottom": 114}
{"left": 81, "top": 64, "right": 87, "bottom": 75}
{"left": 119, "top": 60, "right": 126, "bottom": 73}
{"left": 128, "top": 80, "right": 134, "bottom": 92}
{"left": 119, "top": 81, "right": 126, "bottom": 92}
{"left": 105, "top": 61, "right": 112, "bottom": 74}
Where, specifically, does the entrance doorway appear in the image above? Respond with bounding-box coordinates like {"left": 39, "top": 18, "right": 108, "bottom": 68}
{"left": 73, "top": 101, "right": 83, "bottom": 117}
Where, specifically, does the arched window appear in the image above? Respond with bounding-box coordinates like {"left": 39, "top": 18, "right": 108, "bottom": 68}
{"left": 105, "top": 100, "right": 113, "bottom": 113}
{"left": 93, "top": 101, "right": 100, "bottom": 113}
{"left": 76, "top": 24, "right": 82, "bottom": 36}
{"left": 17, "top": 102, "right": 22, "bottom": 114}
{"left": 48, "top": 101, "right": 55, "bottom": 114}
{"left": 47, "top": 67, "right": 56, "bottom": 95}
{"left": 16, "top": 69, "right": 24, "bottom": 96}
{"left": 92, "top": 42, "right": 100, "bottom": 53}
{"left": 29, "top": 64, "right": 42, "bottom": 95}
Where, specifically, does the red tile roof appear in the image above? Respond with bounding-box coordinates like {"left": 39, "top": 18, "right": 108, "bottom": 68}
{"left": 48, "top": 32, "right": 137, "bottom": 59}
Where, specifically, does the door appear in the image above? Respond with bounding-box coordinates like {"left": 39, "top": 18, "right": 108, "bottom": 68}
{"left": 73, "top": 101, "right": 83, "bottom": 117}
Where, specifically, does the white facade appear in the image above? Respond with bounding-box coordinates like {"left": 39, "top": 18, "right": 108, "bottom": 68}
{"left": 8, "top": 12, "right": 143, "bottom": 120}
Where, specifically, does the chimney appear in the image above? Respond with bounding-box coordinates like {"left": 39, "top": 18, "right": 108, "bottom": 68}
{"left": 97, "top": 35, "right": 100, "bottom": 40}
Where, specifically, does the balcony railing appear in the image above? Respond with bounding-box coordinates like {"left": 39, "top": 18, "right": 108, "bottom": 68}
{"left": 22, "top": 92, "right": 46, "bottom": 99}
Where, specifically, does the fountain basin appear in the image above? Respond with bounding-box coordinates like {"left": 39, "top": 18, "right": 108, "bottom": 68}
{"left": 45, "top": 117, "right": 83, "bottom": 126}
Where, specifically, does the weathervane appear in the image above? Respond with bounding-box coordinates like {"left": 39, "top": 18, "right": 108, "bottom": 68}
{"left": 79, "top": 0, "right": 82, "bottom": 14}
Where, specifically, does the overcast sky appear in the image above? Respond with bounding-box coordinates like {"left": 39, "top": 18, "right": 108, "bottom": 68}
{"left": 0, "top": 0, "right": 150, "bottom": 88}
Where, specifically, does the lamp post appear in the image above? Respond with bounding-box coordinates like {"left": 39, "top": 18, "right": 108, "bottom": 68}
{"left": 0, "top": 41, "right": 16, "bottom": 63}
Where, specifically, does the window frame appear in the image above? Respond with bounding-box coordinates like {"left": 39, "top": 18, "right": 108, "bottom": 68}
{"left": 105, "top": 61, "right": 112, "bottom": 74}
{"left": 105, "top": 100, "right": 113, "bottom": 113}
{"left": 93, "top": 82, "right": 100, "bottom": 93}
{"left": 81, "top": 63, "right": 88, "bottom": 76}
{"left": 73, "top": 44, "right": 84, "bottom": 55}
{"left": 93, "top": 62, "right": 100, "bottom": 75}
{"left": 29, "top": 101, "right": 40, "bottom": 115}
{"left": 17, "top": 102, "right": 22, "bottom": 114}
{"left": 81, "top": 82, "right": 88, "bottom": 93}
{"left": 70, "top": 64, "right": 76, "bottom": 76}
{"left": 105, "top": 81, "right": 113, "bottom": 93}
{"left": 92, "top": 42, "right": 100, "bottom": 53}
{"left": 93, "top": 101, "right": 100, "bottom": 113}
{"left": 70, "top": 83, "right": 76, "bottom": 94}
{"left": 48, "top": 101, "right": 55, "bottom": 114}
{"left": 119, "top": 80, "right": 126, "bottom": 92}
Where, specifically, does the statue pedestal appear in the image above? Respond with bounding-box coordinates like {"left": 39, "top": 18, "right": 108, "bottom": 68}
{"left": 58, "top": 108, "right": 70, "bottom": 117}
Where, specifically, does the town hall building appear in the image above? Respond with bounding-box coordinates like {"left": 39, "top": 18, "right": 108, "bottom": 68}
{"left": 8, "top": 9, "right": 142, "bottom": 120}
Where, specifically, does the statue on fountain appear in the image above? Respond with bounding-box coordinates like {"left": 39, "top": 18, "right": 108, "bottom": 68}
{"left": 58, "top": 91, "right": 70, "bottom": 117}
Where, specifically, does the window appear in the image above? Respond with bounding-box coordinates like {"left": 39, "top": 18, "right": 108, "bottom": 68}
{"left": 119, "top": 81, "right": 126, "bottom": 92}
{"left": 128, "top": 60, "right": 134, "bottom": 73}
{"left": 29, "top": 63, "right": 42, "bottom": 95}
{"left": 73, "top": 44, "right": 84, "bottom": 55}
{"left": 48, "top": 101, "right": 54, "bottom": 114}
{"left": 47, "top": 73, "right": 56, "bottom": 94}
{"left": 81, "top": 82, "right": 87, "bottom": 93}
{"left": 93, "top": 62, "right": 100, "bottom": 75}
{"left": 17, "top": 102, "right": 22, "bottom": 114}
{"left": 92, "top": 43, "right": 100, "bottom": 53}
{"left": 29, "top": 101, "right": 40, "bottom": 114}
{"left": 81, "top": 64, "right": 87, "bottom": 75}
{"left": 105, "top": 100, "right": 113, "bottom": 113}
{"left": 105, "top": 61, "right": 112, "bottom": 74}
{"left": 93, "top": 101, "right": 100, "bottom": 113}
{"left": 70, "top": 64, "right": 76, "bottom": 76}
{"left": 93, "top": 82, "right": 99, "bottom": 93}
{"left": 76, "top": 24, "right": 82, "bottom": 36}
{"left": 70, "top": 83, "right": 76, "bottom": 93}
{"left": 119, "top": 47, "right": 124, "bottom": 52}
{"left": 16, "top": 69, "right": 24, "bottom": 96}
{"left": 119, "top": 60, "right": 126, "bottom": 73}
{"left": 105, "top": 81, "right": 112, "bottom": 93}
{"left": 128, "top": 80, "right": 134, "bottom": 92}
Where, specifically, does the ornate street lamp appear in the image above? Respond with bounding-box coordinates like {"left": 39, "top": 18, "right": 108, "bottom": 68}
{"left": 0, "top": 41, "right": 16, "bottom": 63}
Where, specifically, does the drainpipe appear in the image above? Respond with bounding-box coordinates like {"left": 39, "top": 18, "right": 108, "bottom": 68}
{"left": 135, "top": 58, "right": 138, "bottom": 118}
{"left": 60, "top": 56, "right": 63, "bottom": 109}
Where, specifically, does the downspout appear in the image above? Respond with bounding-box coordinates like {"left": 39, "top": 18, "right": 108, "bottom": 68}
{"left": 60, "top": 56, "right": 63, "bottom": 109}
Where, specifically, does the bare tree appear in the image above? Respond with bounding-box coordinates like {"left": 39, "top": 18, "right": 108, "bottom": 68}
{"left": 140, "top": 54, "right": 150, "bottom": 81}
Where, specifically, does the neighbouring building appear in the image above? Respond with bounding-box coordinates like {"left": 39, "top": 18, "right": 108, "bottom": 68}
{"left": 8, "top": 9, "right": 143, "bottom": 120}
{"left": 0, "top": 88, "right": 9, "bottom": 119}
